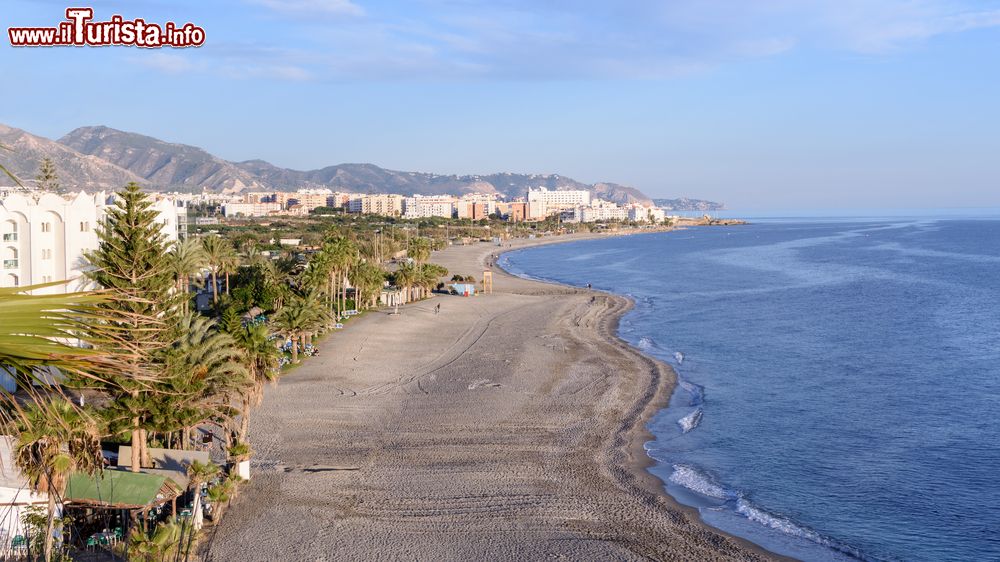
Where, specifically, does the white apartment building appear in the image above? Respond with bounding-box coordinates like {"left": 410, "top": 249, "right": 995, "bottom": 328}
{"left": 222, "top": 202, "right": 283, "bottom": 217}
{"left": 627, "top": 205, "right": 667, "bottom": 223}
{"left": 1, "top": 191, "right": 183, "bottom": 292}
{"left": 527, "top": 187, "right": 591, "bottom": 219}
{"left": 403, "top": 195, "right": 456, "bottom": 219}
{"left": 348, "top": 194, "right": 404, "bottom": 216}
{"left": 575, "top": 199, "right": 628, "bottom": 223}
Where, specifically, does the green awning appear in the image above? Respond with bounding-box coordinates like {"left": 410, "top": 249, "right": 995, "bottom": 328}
{"left": 65, "top": 470, "right": 181, "bottom": 509}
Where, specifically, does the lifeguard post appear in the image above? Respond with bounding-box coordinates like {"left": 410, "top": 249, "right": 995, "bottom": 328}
{"left": 482, "top": 271, "right": 493, "bottom": 294}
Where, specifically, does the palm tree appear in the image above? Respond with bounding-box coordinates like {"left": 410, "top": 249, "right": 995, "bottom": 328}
{"left": 407, "top": 237, "right": 431, "bottom": 265}
{"left": 129, "top": 518, "right": 184, "bottom": 562}
{"left": 326, "top": 236, "right": 359, "bottom": 316}
{"left": 229, "top": 323, "right": 280, "bottom": 440}
{"left": 351, "top": 262, "right": 387, "bottom": 309}
{"left": 167, "top": 239, "right": 207, "bottom": 312}
{"left": 271, "top": 294, "right": 326, "bottom": 364}
{"left": 394, "top": 262, "right": 418, "bottom": 303}
{"left": 14, "top": 399, "right": 103, "bottom": 562}
{"left": 160, "top": 313, "right": 252, "bottom": 446}
{"left": 185, "top": 460, "right": 220, "bottom": 531}
{"left": 201, "top": 236, "right": 237, "bottom": 304}
{"left": 417, "top": 263, "right": 448, "bottom": 300}
{"left": 0, "top": 283, "right": 110, "bottom": 378}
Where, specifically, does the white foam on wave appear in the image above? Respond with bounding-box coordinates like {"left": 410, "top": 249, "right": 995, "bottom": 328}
{"left": 668, "top": 464, "right": 733, "bottom": 500}
{"left": 677, "top": 408, "right": 703, "bottom": 433}
{"left": 677, "top": 379, "right": 704, "bottom": 406}
{"left": 673, "top": 351, "right": 685, "bottom": 364}
{"left": 735, "top": 499, "right": 865, "bottom": 559}
{"left": 637, "top": 336, "right": 655, "bottom": 350}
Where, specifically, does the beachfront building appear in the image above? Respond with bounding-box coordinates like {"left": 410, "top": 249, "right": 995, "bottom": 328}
{"left": 575, "top": 199, "right": 629, "bottom": 223}
{"left": 627, "top": 205, "right": 667, "bottom": 223}
{"left": 527, "top": 187, "right": 591, "bottom": 219}
{"left": 348, "top": 194, "right": 404, "bottom": 217}
{"left": 403, "top": 195, "right": 456, "bottom": 219}
{"left": 1, "top": 191, "right": 183, "bottom": 292}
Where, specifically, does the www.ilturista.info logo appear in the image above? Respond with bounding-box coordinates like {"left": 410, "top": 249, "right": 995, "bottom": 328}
{"left": 8, "top": 8, "right": 205, "bottom": 48}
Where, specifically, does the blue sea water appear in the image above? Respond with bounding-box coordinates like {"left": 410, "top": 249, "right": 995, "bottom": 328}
{"left": 501, "top": 219, "right": 1000, "bottom": 562}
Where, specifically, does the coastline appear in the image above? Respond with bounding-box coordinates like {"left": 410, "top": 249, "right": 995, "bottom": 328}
{"left": 493, "top": 232, "right": 789, "bottom": 561}
{"left": 206, "top": 229, "right": 781, "bottom": 561}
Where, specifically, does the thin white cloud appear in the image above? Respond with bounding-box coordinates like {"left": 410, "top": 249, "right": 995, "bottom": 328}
{"left": 130, "top": 52, "right": 203, "bottom": 74}
{"left": 248, "top": 0, "right": 364, "bottom": 17}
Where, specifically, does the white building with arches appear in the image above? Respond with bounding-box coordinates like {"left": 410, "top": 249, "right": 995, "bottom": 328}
{"left": 1, "top": 191, "right": 183, "bottom": 293}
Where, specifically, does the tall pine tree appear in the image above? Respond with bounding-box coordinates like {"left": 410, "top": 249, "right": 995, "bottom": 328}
{"left": 35, "top": 157, "right": 60, "bottom": 193}
{"left": 84, "top": 182, "right": 176, "bottom": 471}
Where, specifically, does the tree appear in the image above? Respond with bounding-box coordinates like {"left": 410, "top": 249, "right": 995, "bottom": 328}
{"left": 201, "top": 235, "right": 237, "bottom": 304}
{"left": 155, "top": 313, "right": 251, "bottom": 449}
{"left": 272, "top": 293, "right": 326, "bottom": 363}
{"left": 407, "top": 237, "right": 431, "bottom": 264}
{"left": 393, "top": 262, "right": 418, "bottom": 303}
{"left": 350, "top": 262, "right": 387, "bottom": 309}
{"left": 35, "top": 157, "right": 60, "bottom": 193}
{"left": 84, "top": 182, "right": 176, "bottom": 472}
{"left": 226, "top": 323, "right": 279, "bottom": 440}
{"left": 185, "top": 460, "right": 220, "bottom": 531}
{"left": 167, "top": 238, "right": 207, "bottom": 312}
{"left": 14, "top": 399, "right": 103, "bottom": 562}
{"left": 0, "top": 283, "right": 109, "bottom": 379}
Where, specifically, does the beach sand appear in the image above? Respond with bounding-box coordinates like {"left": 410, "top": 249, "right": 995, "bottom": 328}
{"left": 204, "top": 234, "right": 775, "bottom": 561}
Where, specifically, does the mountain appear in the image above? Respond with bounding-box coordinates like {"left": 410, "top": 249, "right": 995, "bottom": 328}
{"left": 5, "top": 123, "right": 715, "bottom": 207}
{"left": 59, "top": 126, "right": 264, "bottom": 193}
{"left": 57, "top": 125, "right": 656, "bottom": 204}
{"left": 0, "top": 124, "right": 146, "bottom": 190}
{"left": 652, "top": 198, "right": 724, "bottom": 211}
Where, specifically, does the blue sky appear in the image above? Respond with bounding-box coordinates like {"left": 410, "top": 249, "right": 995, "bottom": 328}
{"left": 2, "top": 0, "right": 1000, "bottom": 210}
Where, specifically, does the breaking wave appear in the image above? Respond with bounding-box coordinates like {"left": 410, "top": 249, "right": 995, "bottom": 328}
{"left": 677, "top": 408, "right": 703, "bottom": 433}
{"left": 678, "top": 379, "right": 704, "bottom": 407}
{"left": 673, "top": 351, "right": 685, "bottom": 364}
{"left": 669, "top": 465, "right": 867, "bottom": 560}
{"left": 668, "top": 464, "right": 734, "bottom": 500}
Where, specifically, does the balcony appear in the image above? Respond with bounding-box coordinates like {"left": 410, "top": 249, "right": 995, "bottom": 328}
{"left": 2, "top": 233, "right": 16, "bottom": 242}
{"left": 3, "top": 259, "right": 18, "bottom": 269}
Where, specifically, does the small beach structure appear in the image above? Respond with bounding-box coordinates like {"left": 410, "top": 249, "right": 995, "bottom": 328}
{"left": 450, "top": 283, "right": 476, "bottom": 297}
{"left": 64, "top": 470, "right": 181, "bottom": 511}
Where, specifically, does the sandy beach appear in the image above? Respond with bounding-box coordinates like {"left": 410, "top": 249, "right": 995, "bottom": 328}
{"left": 204, "top": 233, "right": 775, "bottom": 561}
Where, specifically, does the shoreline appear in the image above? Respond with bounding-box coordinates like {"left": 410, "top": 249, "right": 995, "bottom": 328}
{"left": 206, "top": 228, "right": 780, "bottom": 561}
{"left": 494, "top": 231, "right": 789, "bottom": 561}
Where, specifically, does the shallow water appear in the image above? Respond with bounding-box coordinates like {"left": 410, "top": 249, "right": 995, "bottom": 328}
{"left": 502, "top": 220, "right": 1000, "bottom": 562}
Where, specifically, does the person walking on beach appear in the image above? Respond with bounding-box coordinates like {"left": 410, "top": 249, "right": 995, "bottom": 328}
{"left": 435, "top": 303, "right": 441, "bottom": 315}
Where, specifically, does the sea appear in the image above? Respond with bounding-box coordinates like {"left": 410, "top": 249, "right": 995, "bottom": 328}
{"left": 500, "top": 218, "right": 1000, "bottom": 562}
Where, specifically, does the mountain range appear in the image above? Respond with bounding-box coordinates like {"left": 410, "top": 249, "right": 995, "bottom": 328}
{"left": 1, "top": 123, "right": 722, "bottom": 209}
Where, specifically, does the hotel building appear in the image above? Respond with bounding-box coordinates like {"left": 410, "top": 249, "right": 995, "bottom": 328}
{"left": 1, "top": 191, "right": 183, "bottom": 292}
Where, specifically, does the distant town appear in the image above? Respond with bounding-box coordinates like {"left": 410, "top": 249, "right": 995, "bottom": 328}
{"left": 208, "top": 186, "right": 671, "bottom": 224}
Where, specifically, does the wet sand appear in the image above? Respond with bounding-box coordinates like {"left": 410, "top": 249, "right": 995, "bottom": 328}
{"left": 205, "top": 233, "right": 776, "bottom": 561}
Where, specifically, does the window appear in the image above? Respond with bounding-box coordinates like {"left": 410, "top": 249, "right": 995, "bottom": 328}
{"left": 42, "top": 275, "right": 52, "bottom": 283}
{"left": 41, "top": 222, "right": 52, "bottom": 233}
{"left": 80, "top": 221, "right": 90, "bottom": 232}
{"left": 42, "top": 249, "right": 52, "bottom": 260}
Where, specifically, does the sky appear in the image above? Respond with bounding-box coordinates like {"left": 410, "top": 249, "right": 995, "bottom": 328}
{"left": 2, "top": 0, "right": 1000, "bottom": 211}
